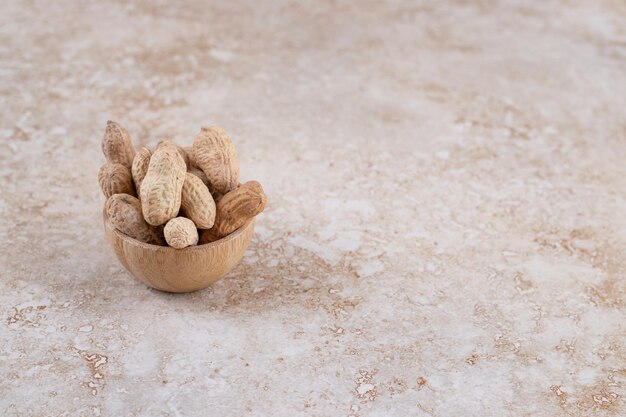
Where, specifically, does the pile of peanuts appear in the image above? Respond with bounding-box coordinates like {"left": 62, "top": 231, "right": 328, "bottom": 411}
{"left": 99, "top": 121, "right": 267, "bottom": 249}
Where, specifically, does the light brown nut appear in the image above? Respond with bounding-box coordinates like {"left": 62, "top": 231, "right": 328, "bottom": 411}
{"left": 198, "top": 229, "right": 218, "bottom": 245}
{"left": 102, "top": 121, "right": 135, "bottom": 168}
{"left": 158, "top": 140, "right": 190, "bottom": 170}
{"left": 131, "top": 147, "right": 151, "bottom": 194}
{"left": 192, "top": 126, "right": 239, "bottom": 194}
{"left": 188, "top": 167, "right": 209, "bottom": 186}
{"left": 202, "top": 180, "right": 266, "bottom": 241}
{"left": 188, "top": 167, "right": 223, "bottom": 201}
{"left": 105, "top": 194, "right": 165, "bottom": 245}
{"left": 164, "top": 217, "right": 198, "bottom": 249}
{"left": 184, "top": 146, "right": 197, "bottom": 169}
{"left": 98, "top": 163, "right": 135, "bottom": 198}
{"left": 140, "top": 140, "right": 186, "bottom": 226}
{"left": 181, "top": 172, "right": 216, "bottom": 229}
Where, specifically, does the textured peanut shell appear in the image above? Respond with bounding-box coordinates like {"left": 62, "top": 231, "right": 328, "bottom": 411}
{"left": 192, "top": 126, "right": 240, "bottom": 194}
{"left": 102, "top": 121, "right": 135, "bottom": 168}
{"left": 188, "top": 167, "right": 222, "bottom": 200}
{"left": 184, "top": 146, "right": 197, "bottom": 169}
{"left": 105, "top": 194, "right": 165, "bottom": 245}
{"left": 200, "top": 180, "right": 266, "bottom": 243}
{"left": 164, "top": 217, "right": 198, "bottom": 249}
{"left": 177, "top": 144, "right": 190, "bottom": 169}
{"left": 98, "top": 163, "right": 135, "bottom": 198}
{"left": 188, "top": 167, "right": 208, "bottom": 186}
{"left": 131, "top": 147, "right": 151, "bottom": 194}
{"left": 158, "top": 140, "right": 190, "bottom": 170}
{"left": 140, "top": 141, "right": 186, "bottom": 226}
{"left": 181, "top": 173, "right": 216, "bottom": 229}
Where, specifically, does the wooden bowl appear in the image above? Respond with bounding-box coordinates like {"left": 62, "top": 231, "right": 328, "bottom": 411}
{"left": 103, "top": 212, "right": 255, "bottom": 293}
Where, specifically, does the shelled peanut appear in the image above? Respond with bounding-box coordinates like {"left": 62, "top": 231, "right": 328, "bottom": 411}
{"left": 99, "top": 121, "right": 267, "bottom": 249}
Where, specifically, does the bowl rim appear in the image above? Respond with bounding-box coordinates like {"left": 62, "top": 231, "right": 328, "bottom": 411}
{"left": 103, "top": 210, "right": 255, "bottom": 253}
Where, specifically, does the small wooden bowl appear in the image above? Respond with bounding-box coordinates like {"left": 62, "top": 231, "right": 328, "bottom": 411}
{"left": 103, "top": 212, "right": 255, "bottom": 293}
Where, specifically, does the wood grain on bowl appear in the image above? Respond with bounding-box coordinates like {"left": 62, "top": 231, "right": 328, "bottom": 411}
{"left": 103, "top": 211, "right": 255, "bottom": 293}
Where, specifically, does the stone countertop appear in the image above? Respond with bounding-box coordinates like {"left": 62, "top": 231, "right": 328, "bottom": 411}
{"left": 1, "top": 1, "right": 625, "bottom": 416}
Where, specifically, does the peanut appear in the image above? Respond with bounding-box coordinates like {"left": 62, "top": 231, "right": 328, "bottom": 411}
{"left": 184, "top": 146, "right": 197, "bottom": 169}
{"left": 102, "top": 121, "right": 135, "bottom": 168}
{"left": 188, "top": 167, "right": 209, "bottom": 186}
{"left": 131, "top": 147, "right": 151, "bottom": 194}
{"left": 158, "top": 140, "right": 190, "bottom": 170}
{"left": 140, "top": 140, "right": 186, "bottom": 226}
{"left": 198, "top": 228, "right": 219, "bottom": 244}
{"left": 199, "top": 180, "right": 266, "bottom": 243}
{"left": 98, "top": 163, "right": 135, "bottom": 198}
{"left": 106, "top": 194, "right": 165, "bottom": 245}
{"left": 181, "top": 172, "right": 216, "bottom": 229}
{"left": 192, "top": 126, "right": 239, "bottom": 194}
{"left": 188, "top": 167, "right": 222, "bottom": 201}
{"left": 164, "top": 217, "right": 198, "bottom": 249}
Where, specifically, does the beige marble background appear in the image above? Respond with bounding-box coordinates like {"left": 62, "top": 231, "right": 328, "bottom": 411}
{"left": 1, "top": 1, "right": 625, "bottom": 416}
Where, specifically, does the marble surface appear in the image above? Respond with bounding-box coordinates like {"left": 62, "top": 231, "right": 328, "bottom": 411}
{"left": 1, "top": 1, "right": 625, "bottom": 416}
